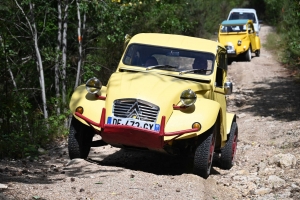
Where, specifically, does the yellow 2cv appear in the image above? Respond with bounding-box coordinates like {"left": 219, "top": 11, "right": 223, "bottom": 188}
{"left": 69, "top": 33, "right": 238, "bottom": 179}
{"left": 218, "top": 19, "right": 261, "bottom": 62}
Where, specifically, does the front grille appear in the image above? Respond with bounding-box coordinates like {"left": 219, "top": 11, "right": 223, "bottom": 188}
{"left": 112, "top": 98, "right": 160, "bottom": 123}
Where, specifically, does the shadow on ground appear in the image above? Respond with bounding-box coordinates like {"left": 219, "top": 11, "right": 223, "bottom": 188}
{"left": 88, "top": 148, "right": 222, "bottom": 177}
{"left": 229, "top": 74, "right": 300, "bottom": 122}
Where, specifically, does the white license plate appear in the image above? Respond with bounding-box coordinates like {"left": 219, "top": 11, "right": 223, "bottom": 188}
{"left": 227, "top": 50, "right": 236, "bottom": 54}
{"left": 107, "top": 116, "right": 160, "bottom": 131}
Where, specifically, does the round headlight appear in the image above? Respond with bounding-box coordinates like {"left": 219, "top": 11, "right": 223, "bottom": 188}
{"left": 86, "top": 77, "right": 102, "bottom": 94}
{"left": 180, "top": 89, "right": 197, "bottom": 106}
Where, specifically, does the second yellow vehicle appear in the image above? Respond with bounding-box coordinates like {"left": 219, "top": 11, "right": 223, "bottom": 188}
{"left": 218, "top": 19, "right": 261, "bottom": 62}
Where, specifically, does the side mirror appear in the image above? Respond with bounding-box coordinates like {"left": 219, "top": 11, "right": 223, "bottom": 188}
{"left": 224, "top": 81, "right": 233, "bottom": 95}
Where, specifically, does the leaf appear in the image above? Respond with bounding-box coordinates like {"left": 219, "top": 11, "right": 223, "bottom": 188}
{"left": 95, "top": 182, "right": 103, "bottom": 184}
{"left": 32, "top": 196, "right": 40, "bottom": 199}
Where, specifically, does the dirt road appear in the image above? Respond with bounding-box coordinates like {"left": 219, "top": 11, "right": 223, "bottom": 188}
{"left": 1, "top": 25, "right": 300, "bottom": 200}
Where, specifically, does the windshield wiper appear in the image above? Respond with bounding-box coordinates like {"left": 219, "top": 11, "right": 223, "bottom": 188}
{"left": 146, "top": 65, "right": 178, "bottom": 70}
{"left": 179, "top": 69, "right": 212, "bottom": 75}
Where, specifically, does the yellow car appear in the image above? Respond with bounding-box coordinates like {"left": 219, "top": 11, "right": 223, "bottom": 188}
{"left": 218, "top": 19, "right": 261, "bottom": 61}
{"left": 68, "top": 33, "right": 238, "bottom": 178}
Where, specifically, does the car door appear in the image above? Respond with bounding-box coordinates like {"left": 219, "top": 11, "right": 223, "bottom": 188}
{"left": 214, "top": 47, "right": 228, "bottom": 141}
{"left": 248, "top": 23, "right": 257, "bottom": 51}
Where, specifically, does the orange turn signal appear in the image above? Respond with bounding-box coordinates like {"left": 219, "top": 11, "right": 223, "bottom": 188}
{"left": 76, "top": 106, "right": 84, "bottom": 114}
{"left": 192, "top": 122, "right": 201, "bottom": 131}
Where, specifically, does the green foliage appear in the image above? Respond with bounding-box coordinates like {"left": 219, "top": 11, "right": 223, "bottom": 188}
{"left": 263, "top": 0, "right": 300, "bottom": 68}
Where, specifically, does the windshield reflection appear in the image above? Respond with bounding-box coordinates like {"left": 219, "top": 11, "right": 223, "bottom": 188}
{"left": 122, "top": 44, "right": 215, "bottom": 75}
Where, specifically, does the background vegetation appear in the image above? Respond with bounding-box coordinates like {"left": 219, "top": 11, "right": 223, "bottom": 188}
{"left": 0, "top": 0, "right": 299, "bottom": 158}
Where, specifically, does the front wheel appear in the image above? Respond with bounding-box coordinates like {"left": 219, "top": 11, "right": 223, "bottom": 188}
{"left": 193, "top": 124, "right": 217, "bottom": 179}
{"left": 68, "top": 117, "right": 94, "bottom": 159}
{"left": 245, "top": 47, "right": 252, "bottom": 62}
{"left": 219, "top": 122, "right": 238, "bottom": 169}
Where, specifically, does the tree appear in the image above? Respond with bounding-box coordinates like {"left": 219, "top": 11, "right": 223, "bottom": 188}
{"left": 14, "top": 0, "right": 48, "bottom": 119}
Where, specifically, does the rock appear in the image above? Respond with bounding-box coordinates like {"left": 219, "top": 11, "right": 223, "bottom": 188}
{"left": 268, "top": 153, "right": 297, "bottom": 168}
{"left": 0, "top": 184, "right": 8, "bottom": 189}
{"left": 237, "top": 113, "right": 246, "bottom": 118}
{"left": 260, "top": 167, "right": 276, "bottom": 176}
{"left": 267, "top": 175, "right": 286, "bottom": 188}
{"left": 38, "top": 147, "right": 47, "bottom": 154}
{"left": 235, "top": 169, "right": 249, "bottom": 175}
{"left": 255, "top": 187, "right": 272, "bottom": 195}
{"left": 257, "top": 161, "right": 267, "bottom": 173}
{"left": 66, "top": 158, "right": 84, "bottom": 166}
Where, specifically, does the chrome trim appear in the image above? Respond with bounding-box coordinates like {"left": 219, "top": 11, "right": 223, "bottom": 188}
{"left": 112, "top": 98, "right": 160, "bottom": 123}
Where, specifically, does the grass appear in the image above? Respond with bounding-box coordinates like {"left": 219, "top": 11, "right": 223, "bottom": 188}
{"left": 264, "top": 30, "right": 300, "bottom": 82}
{"left": 263, "top": 32, "right": 285, "bottom": 62}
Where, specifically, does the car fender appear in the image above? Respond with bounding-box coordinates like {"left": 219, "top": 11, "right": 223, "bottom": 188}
{"left": 242, "top": 40, "right": 251, "bottom": 51}
{"left": 255, "top": 36, "right": 261, "bottom": 50}
{"left": 226, "top": 113, "right": 236, "bottom": 134}
{"left": 69, "top": 85, "right": 107, "bottom": 130}
{"left": 164, "top": 98, "right": 220, "bottom": 140}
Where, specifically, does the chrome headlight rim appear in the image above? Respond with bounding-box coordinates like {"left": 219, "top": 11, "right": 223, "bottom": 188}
{"left": 180, "top": 89, "right": 197, "bottom": 107}
{"left": 85, "top": 77, "right": 102, "bottom": 94}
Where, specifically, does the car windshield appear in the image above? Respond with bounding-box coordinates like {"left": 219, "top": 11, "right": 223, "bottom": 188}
{"left": 229, "top": 12, "right": 256, "bottom": 23}
{"left": 220, "top": 24, "right": 247, "bottom": 33}
{"left": 122, "top": 44, "right": 215, "bottom": 75}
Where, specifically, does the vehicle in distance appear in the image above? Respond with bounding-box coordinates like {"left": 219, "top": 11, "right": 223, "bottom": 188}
{"left": 218, "top": 19, "right": 261, "bottom": 62}
{"left": 68, "top": 33, "right": 238, "bottom": 179}
{"left": 227, "top": 8, "right": 261, "bottom": 34}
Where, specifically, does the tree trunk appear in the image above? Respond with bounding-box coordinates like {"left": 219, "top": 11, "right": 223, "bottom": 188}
{"left": 74, "top": 0, "right": 83, "bottom": 90}
{"left": 30, "top": 2, "right": 48, "bottom": 119}
{"left": 54, "top": 0, "right": 62, "bottom": 116}
{"left": 62, "top": 1, "right": 68, "bottom": 111}
{"left": 62, "top": 0, "right": 73, "bottom": 128}
{"left": 15, "top": 0, "right": 48, "bottom": 119}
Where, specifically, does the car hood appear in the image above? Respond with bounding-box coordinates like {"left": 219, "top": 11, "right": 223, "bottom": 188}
{"left": 105, "top": 71, "right": 211, "bottom": 122}
{"left": 219, "top": 34, "right": 247, "bottom": 46}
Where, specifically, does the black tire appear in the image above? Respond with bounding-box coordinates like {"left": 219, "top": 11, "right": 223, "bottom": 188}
{"left": 255, "top": 49, "right": 260, "bottom": 57}
{"left": 245, "top": 47, "right": 252, "bottom": 62}
{"left": 219, "top": 122, "right": 238, "bottom": 169}
{"left": 227, "top": 58, "right": 233, "bottom": 65}
{"left": 68, "top": 117, "right": 94, "bottom": 159}
{"left": 193, "top": 123, "right": 217, "bottom": 179}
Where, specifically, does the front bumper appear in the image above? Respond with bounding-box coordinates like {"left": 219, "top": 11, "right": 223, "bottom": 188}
{"left": 75, "top": 108, "right": 198, "bottom": 150}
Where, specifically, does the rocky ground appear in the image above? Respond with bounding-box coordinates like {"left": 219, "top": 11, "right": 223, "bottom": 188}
{"left": 1, "top": 25, "right": 300, "bottom": 200}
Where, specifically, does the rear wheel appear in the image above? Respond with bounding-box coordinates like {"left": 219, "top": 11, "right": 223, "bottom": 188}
{"left": 68, "top": 117, "right": 94, "bottom": 159}
{"left": 255, "top": 49, "right": 260, "bottom": 57}
{"left": 245, "top": 47, "right": 252, "bottom": 61}
{"left": 219, "top": 122, "right": 238, "bottom": 169}
{"left": 193, "top": 123, "right": 217, "bottom": 179}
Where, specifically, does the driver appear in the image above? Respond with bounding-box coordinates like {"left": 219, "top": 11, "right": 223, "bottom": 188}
{"left": 192, "top": 57, "right": 207, "bottom": 70}
{"left": 145, "top": 57, "right": 158, "bottom": 67}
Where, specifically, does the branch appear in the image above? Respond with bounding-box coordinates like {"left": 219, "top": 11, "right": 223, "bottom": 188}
{"left": 63, "top": 0, "right": 75, "bottom": 21}
{"left": 38, "top": 8, "right": 48, "bottom": 41}
{"left": 4, "top": 26, "right": 21, "bottom": 44}
{"left": 16, "top": 88, "right": 41, "bottom": 91}
{"left": 14, "top": 0, "right": 34, "bottom": 36}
